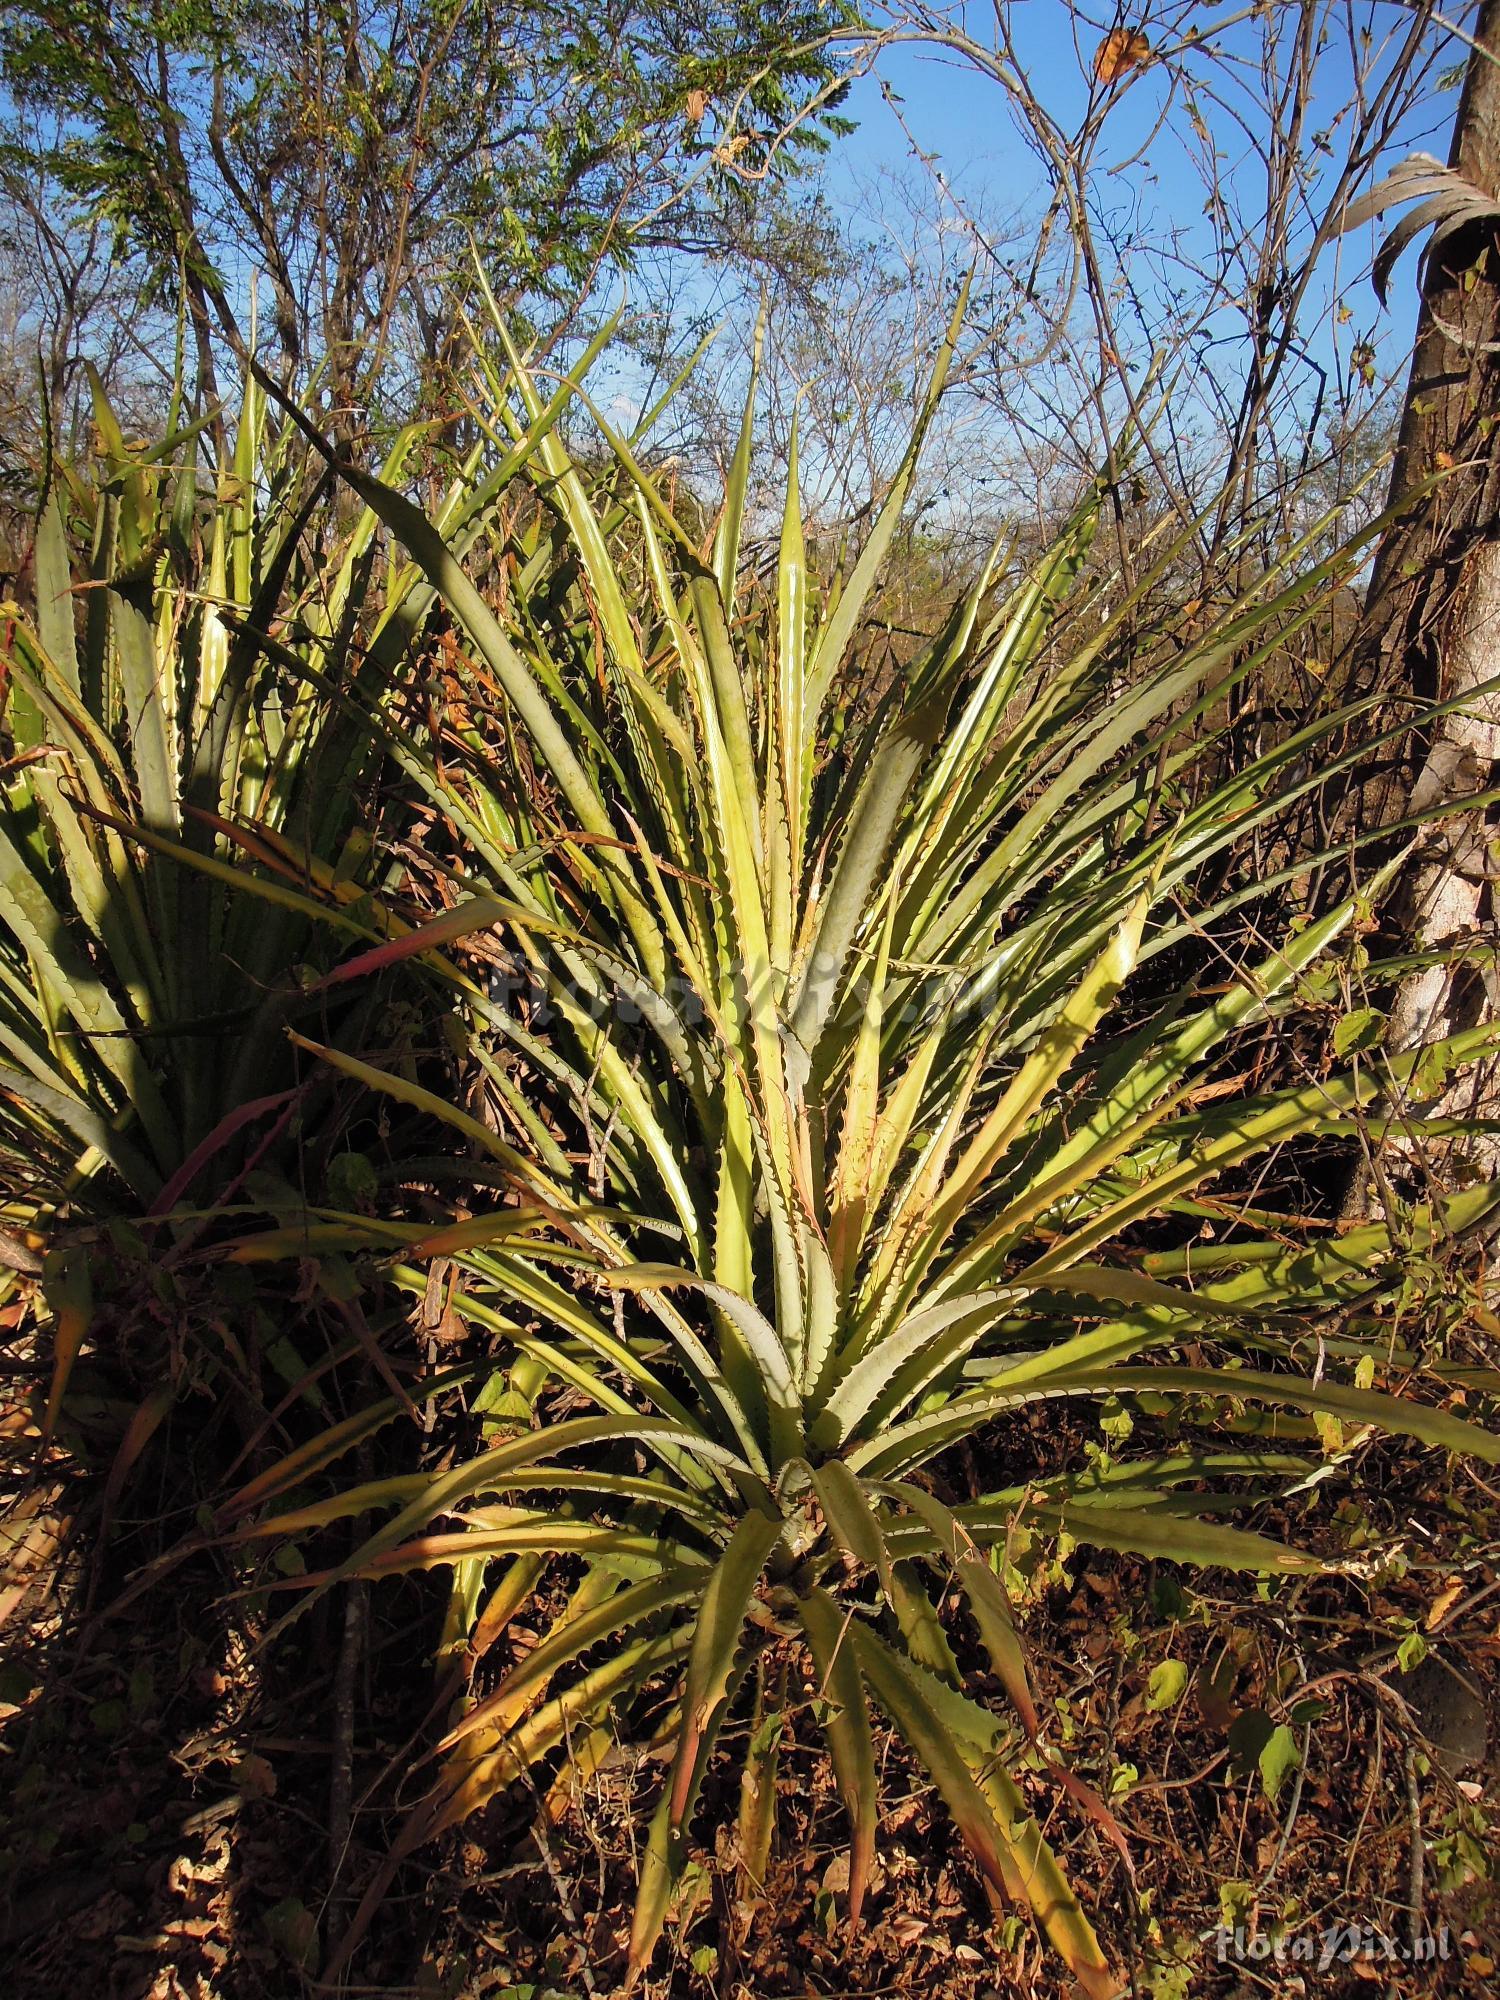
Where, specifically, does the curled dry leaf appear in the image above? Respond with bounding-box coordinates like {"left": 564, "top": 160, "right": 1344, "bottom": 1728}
{"left": 1425, "top": 1577, "right": 1465, "bottom": 1630}
{"left": 1095, "top": 28, "right": 1152, "bottom": 85}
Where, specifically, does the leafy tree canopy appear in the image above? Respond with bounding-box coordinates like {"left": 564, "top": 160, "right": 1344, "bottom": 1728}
{"left": 0, "top": 0, "right": 853, "bottom": 419}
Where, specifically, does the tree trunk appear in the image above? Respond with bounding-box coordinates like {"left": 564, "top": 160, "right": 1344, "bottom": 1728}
{"left": 1364, "top": 0, "right": 1500, "bottom": 649}
{"left": 1348, "top": 2, "right": 1500, "bottom": 1211}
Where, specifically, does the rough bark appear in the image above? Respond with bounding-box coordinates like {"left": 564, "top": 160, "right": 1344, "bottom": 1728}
{"left": 1364, "top": 0, "right": 1500, "bottom": 656}
{"left": 1348, "top": 3, "right": 1500, "bottom": 1211}
{"left": 1384, "top": 538, "right": 1500, "bottom": 1057}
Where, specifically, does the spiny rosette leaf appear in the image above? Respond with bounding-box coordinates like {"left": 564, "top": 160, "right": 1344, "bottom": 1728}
{"left": 230, "top": 298, "right": 1500, "bottom": 1993}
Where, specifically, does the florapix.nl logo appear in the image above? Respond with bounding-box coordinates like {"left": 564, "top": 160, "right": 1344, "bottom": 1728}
{"left": 1212, "top": 1922, "right": 1455, "bottom": 1972}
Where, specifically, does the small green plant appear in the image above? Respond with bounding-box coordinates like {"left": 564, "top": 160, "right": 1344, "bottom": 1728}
{"left": 228, "top": 297, "right": 1500, "bottom": 1995}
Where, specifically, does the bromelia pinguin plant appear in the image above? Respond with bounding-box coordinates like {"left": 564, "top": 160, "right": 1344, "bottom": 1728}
{"left": 228, "top": 293, "right": 1500, "bottom": 1995}
{"left": 0, "top": 336, "right": 624, "bottom": 1228}
{"left": 0, "top": 360, "right": 433, "bottom": 1432}
{"left": 0, "top": 349, "right": 620, "bottom": 1426}
{"left": 0, "top": 365, "right": 381, "bottom": 1225}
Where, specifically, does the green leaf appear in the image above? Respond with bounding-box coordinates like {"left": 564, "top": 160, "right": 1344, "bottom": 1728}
{"left": 628, "top": 1507, "right": 783, "bottom": 1980}
{"left": 1333, "top": 1008, "right": 1384, "bottom": 1057}
{"left": 855, "top": 1627, "right": 1118, "bottom": 1999}
{"left": 736, "top": 1658, "right": 783, "bottom": 1888}
{"left": 810, "top": 1458, "right": 895, "bottom": 1602}
{"left": 798, "top": 1588, "right": 878, "bottom": 1930}
{"left": 1146, "top": 1660, "right": 1189, "bottom": 1712}
{"left": 1257, "top": 1723, "right": 1301, "bottom": 1804}
{"left": 880, "top": 1479, "right": 1038, "bottom": 1734}
{"left": 1226, "top": 1707, "right": 1300, "bottom": 1800}
{"left": 1397, "top": 1629, "right": 1428, "bottom": 1672}
{"left": 41, "top": 1243, "right": 93, "bottom": 1443}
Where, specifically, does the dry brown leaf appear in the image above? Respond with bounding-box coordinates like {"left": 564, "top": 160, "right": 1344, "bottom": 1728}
{"left": 1426, "top": 1576, "right": 1465, "bottom": 1630}
{"left": 232, "top": 1753, "right": 277, "bottom": 1800}
{"left": 1095, "top": 27, "right": 1152, "bottom": 84}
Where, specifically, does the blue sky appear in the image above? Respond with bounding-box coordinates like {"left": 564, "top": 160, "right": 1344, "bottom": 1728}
{"left": 607, "top": 0, "right": 1474, "bottom": 523}
{"left": 667, "top": 3, "right": 1470, "bottom": 518}
{"left": 814, "top": 10, "right": 1451, "bottom": 368}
